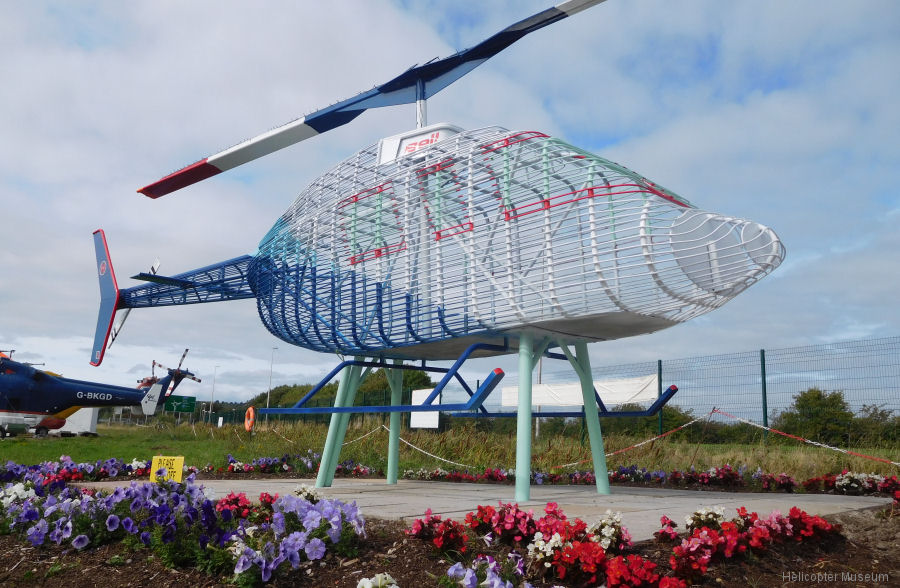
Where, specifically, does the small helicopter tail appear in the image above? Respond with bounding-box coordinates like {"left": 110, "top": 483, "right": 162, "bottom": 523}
{"left": 91, "top": 229, "right": 120, "bottom": 366}
{"left": 140, "top": 350, "right": 202, "bottom": 415}
{"left": 140, "top": 380, "right": 165, "bottom": 415}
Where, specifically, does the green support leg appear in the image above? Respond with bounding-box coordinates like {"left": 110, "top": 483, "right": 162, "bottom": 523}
{"left": 386, "top": 362, "right": 403, "bottom": 484}
{"left": 515, "top": 332, "right": 534, "bottom": 501}
{"left": 322, "top": 363, "right": 365, "bottom": 486}
{"left": 316, "top": 365, "right": 352, "bottom": 488}
{"left": 575, "top": 341, "right": 610, "bottom": 494}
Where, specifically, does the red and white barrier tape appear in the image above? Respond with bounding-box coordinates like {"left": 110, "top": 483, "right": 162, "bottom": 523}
{"left": 341, "top": 425, "right": 384, "bottom": 446}
{"left": 550, "top": 410, "right": 715, "bottom": 470}
{"left": 381, "top": 425, "right": 477, "bottom": 469}
{"left": 712, "top": 408, "right": 900, "bottom": 467}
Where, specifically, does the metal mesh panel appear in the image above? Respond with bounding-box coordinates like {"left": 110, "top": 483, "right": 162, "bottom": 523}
{"left": 765, "top": 337, "right": 900, "bottom": 414}
{"left": 532, "top": 336, "right": 900, "bottom": 423}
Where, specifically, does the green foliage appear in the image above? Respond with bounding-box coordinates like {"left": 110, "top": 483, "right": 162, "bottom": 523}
{"left": 43, "top": 563, "right": 71, "bottom": 578}
{"left": 850, "top": 404, "right": 900, "bottom": 446}
{"left": 195, "top": 544, "right": 237, "bottom": 576}
{"left": 105, "top": 554, "right": 127, "bottom": 566}
{"left": 771, "top": 388, "right": 854, "bottom": 445}
{"left": 149, "top": 519, "right": 207, "bottom": 569}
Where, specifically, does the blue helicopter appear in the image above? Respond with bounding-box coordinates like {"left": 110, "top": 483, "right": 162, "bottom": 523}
{"left": 0, "top": 350, "right": 199, "bottom": 437}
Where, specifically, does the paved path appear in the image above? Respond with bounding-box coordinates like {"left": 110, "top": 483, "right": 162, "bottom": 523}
{"left": 83, "top": 477, "right": 892, "bottom": 542}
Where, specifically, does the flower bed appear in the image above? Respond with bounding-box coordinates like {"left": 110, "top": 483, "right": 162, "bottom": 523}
{"left": 0, "top": 457, "right": 366, "bottom": 585}
{"left": 0, "top": 456, "right": 895, "bottom": 586}
{"left": 5, "top": 453, "right": 898, "bottom": 502}
{"left": 406, "top": 501, "right": 838, "bottom": 587}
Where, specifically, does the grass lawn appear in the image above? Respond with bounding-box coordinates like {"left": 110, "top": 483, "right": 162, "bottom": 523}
{"left": 2, "top": 420, "right": 897, "bottom": 481}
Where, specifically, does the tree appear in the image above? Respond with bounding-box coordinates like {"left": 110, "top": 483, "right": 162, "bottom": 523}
{"left": 851, "top": 404, "right": 899, "bottom": 446}
{"left": 770, "top": 388, "right": 853, "bottom": 445}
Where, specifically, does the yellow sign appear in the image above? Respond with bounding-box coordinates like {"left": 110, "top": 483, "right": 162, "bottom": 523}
{"left": 150, "top": 455, "right": 185, "bottom": 483}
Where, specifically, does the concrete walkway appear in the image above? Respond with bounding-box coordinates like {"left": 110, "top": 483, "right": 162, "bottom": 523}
{"left": 83, "top": 477, "right": 892, "bottom": 542}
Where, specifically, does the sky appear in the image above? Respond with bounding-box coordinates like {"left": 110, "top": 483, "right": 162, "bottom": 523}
{"left": 1, "top": 0, "right": 898, "bottom": 405}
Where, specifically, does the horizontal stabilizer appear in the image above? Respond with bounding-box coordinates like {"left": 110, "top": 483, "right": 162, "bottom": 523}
{"left": 132, "top": 272, "right": 196, "bottom": 289}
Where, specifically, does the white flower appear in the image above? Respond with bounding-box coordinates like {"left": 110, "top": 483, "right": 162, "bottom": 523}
{"left": 294, "top": 484, "right": 321, "bottom": 502}
{"left": 227, "top": 537, "right": 246, "bottom": 558}
{"left": 357, "top": 572, "right": 398, "bottom": 588}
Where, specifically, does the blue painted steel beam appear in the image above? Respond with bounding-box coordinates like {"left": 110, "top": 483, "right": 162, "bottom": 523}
{"left": 448, "top": 385, "right": 679, "bottom": 418}
{"left": 260, "top": 366, "right": 504, "bottom": 415}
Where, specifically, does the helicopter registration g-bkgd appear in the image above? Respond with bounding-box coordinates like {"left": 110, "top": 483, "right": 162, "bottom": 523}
{"left": 0, "top": 351, "right": 198, "bottom": 437}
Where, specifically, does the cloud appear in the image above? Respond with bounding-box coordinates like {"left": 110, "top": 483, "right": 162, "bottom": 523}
{"left": 1, "top": 0, "right": 897, "bottom": 405}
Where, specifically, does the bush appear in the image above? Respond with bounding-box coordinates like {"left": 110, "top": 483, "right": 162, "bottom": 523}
{"left": 770, "top": 388, "right": 853, "bottom": 445}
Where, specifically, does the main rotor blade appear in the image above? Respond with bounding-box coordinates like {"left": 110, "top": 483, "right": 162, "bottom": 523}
{"left": 138, "top": 0, "right": 606, "bottom": 198}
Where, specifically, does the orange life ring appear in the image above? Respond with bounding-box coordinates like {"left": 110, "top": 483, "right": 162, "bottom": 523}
{"left": 244, "top": 406, "right": 256, "bottom": 432}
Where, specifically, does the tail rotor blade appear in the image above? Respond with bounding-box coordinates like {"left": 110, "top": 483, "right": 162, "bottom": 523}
{"left": 108, "top": 308, "right": 131, "bottom": 349}
{"left": 176, "top": 348, "right": 189, "bottom": 371}
{"left": 108, "top": 259, "right": 159, "bottom": 349}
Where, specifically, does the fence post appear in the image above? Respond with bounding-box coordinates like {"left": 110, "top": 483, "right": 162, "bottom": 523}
{"left": 657, "top": 359, "right": 663, "bottom": 435}
{"left": 760, "top": 349, "right": 768, "bottom": 441}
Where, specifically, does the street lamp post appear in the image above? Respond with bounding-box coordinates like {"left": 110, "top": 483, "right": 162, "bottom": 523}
{"left": 211, "top": 365, "right": 220, "bottom": 424}
{"left": 266, "top": 347, "right": 278, "bottom": 423}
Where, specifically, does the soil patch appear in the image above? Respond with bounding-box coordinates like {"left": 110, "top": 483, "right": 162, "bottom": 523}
{"left": 0, "top": 507, "right": 896, "bottom": 587}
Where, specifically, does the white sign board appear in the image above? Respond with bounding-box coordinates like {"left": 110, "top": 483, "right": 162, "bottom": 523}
{"left": 501, "top": 374, "right": 658, "bottom": 408}
{"left": 409, "top": 388, "right": 440, "bottom": 429}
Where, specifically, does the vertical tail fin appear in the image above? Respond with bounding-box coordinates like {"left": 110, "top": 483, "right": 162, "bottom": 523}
{"left": 140, "top": 380, "right": 166, "bottom": 415}
{"left": 91, "top": 230, "right": 120, "bottom": 366}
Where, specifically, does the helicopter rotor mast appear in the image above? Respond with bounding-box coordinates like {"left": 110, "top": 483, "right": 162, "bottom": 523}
{"left": 137, "top": 0, "right": 607, "bottom": 199}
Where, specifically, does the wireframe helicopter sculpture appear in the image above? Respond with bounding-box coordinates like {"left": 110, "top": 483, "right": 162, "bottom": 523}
{"left": 90, "top": 0, "right": 784, "bottom": 498}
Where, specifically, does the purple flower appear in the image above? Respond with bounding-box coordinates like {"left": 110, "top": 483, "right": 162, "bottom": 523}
{"left": 72, "top": 534, "right": 90, "bottom": 550}
{"left": 106, "top": 514, "right": 120, "bottom": 532}
{"left": 140, "top": 531, "right": 151, "bottom": 546}
{"left": 122, "top": 517, "right": 136, "bottom": 534}
{"left": 234, "top": 554, "right": 252, "bottom": 574}
{"left": 459, "top": 568, "right": 478, "bottom": 588}
{"left": 302, "top": 509, "right": 322, "bottom": 530}
{"left": 272, "top": 512, "right": 285, "bottom": 535}
{"left": 162, "top": 524, "right": 176, "bottom": 544}
{"left": 27, "top": 519, "right": 48, "bottom": 546}
{"left": 304, "top": 537, "right": 326, "bottom": 560}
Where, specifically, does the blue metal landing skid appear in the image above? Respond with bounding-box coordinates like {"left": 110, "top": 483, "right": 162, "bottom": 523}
{"left": 257, "top": 342, "right": 678, "bottom": 419}
{"left": 447, "top": 384, "right": 678, "bottom": 419}
{"left": 260, "top": 342, "right": 508, "bottom": 417}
